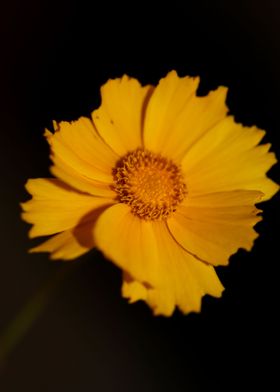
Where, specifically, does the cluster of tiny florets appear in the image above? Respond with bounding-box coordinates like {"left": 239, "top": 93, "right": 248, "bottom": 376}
{"left": 113, "top": 148, "right": 187, "bottom": 220}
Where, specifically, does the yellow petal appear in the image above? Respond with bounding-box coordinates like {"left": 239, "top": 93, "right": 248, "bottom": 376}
{"left": 94, "top": 203, "right": 160, "bottom": 286}
{"left": 122, "top": 223, "right": 224, "bottom": 316}
{"left": 182, "top": 116, "right": 278, "bottom": 200}
{"left": 92, "top": 75, "right": 153, "bottom": 155}
{"left": 21, "top": 178, "right": 114, "bottom": 238}
{"left": 122, "top": 272, "right": 148, "bottom": 303}
{"left": 94, "top": 204, "right": 223, "bottom": 316}
{"left": 30, "top": 219, "right": 95, "bottom": 260}
{"left": 50, "top": 155, "right": 115, "bottom": 198}
{"left": 46, "top": 117, "right": 118, "bottom": 197}
{"left": 168, "top": 190, "right": 263, "bottom": 266}
{"left": 144, "top": 70, "right": 228, "bottom": 160}
{"left": 122, "top": 274, "right": 175, "bottom": 317}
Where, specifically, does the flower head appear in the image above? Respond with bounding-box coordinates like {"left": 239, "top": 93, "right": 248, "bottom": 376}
{"left": 21, "top": 71, "right": 278, "bottom": 316}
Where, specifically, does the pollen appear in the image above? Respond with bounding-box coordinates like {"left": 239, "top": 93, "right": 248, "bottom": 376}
{"left": 113, "top": 148, "right": 187, "bottom": 220}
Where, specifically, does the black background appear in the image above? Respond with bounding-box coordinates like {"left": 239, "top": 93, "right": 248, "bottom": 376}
{"left": 0, "top": 1, "right": 279, "bottom": 391}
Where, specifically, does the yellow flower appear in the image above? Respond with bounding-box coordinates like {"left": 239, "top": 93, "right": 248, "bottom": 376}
{"left": 21, "top": 71, "right": 278, "bottom": 316}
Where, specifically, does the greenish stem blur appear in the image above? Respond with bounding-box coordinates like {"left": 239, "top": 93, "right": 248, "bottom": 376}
{"left": 0, "top": 263, "right": 77, "bottom": 369}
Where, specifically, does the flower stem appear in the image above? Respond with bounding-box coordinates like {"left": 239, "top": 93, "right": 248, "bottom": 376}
{"left": 0, "top": 263, "right": 77, "bottom": 369}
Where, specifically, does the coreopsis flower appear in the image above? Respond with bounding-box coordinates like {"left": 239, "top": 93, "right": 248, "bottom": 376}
{"left": 21, "top": 71, "right": 278, "bottom": 316}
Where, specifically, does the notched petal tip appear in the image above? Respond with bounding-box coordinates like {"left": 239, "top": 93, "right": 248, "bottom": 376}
{"left": 164, "top": 69, "right": 200, "bottom": 83}
{"left": 20, "top": 201, "right": 29, "bottom": 212}
{"left": 206, "top": 85, "right": 229, "bottom": 108}
{"left": 44, "top": 128, "right": 53, "bottom": 139}
{"left": 255, "top": 191, "right": 266, "bottom": 202}
{"left": 23, "top": 178, "right": 34, "bottom": 193}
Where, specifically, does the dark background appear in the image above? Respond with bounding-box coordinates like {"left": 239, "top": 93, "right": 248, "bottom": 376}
{"left": 0, "top": 0, "right": 279, "bottom": 391}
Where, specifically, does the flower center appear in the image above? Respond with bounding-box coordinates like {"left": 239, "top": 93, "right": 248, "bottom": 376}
{"left": 113, "top": 148, "right": 187, "bottom": 220}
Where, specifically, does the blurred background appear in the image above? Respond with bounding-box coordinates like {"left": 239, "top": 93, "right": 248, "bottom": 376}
{"left": 0, "top": 0, "right": 279, "bottom": 390}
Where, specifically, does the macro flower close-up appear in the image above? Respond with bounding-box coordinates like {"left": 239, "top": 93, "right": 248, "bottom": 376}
{"left": 21, "top": 70, "right": 278, "bottom": 316}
